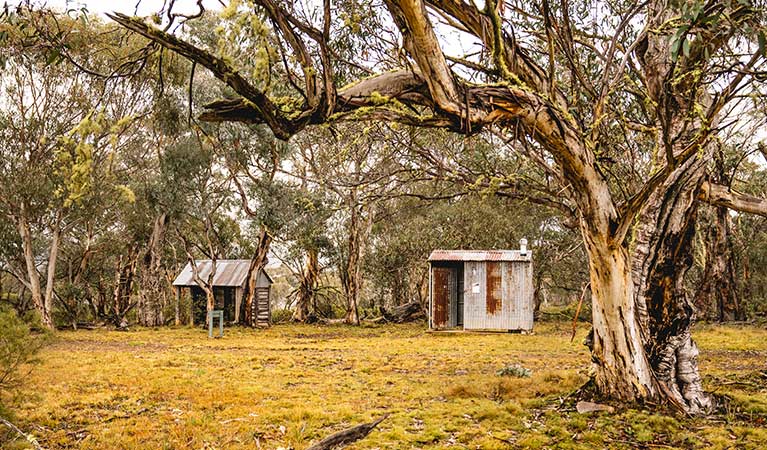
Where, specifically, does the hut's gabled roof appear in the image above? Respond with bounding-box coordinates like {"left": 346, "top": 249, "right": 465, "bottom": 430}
{"left": 428, "top": 249, "right": 532, "bottom": 262}
{"left": 172, "top": 260, "right": 272, "bottom": 287}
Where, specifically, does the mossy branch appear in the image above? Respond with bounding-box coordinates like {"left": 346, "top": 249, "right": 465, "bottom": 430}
{"left": 107, "top": 13, "right": 294, "bottom": 139}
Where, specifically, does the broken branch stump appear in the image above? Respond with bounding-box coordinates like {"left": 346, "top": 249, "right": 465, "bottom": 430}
{"left": 306, "top": 414, "right": 389, "bottom": 450}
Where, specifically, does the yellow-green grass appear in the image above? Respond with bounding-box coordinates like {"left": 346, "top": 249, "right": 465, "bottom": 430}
{"left": 4, "top": 321, "right": 767, "bottom": 449}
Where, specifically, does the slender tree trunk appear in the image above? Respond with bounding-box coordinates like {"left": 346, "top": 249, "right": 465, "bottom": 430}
{"left": 692, "top": 146, "right": 744, "bottom": 322}
{"left": 343, "top": 234, "right": 360, "bottom": 324}
{"left": 17, "top": 204, "right": 52, "bottom": 328}
{"left": 293, "top": 247, "right": 318, "bottom": 322}
{"left": 173, "top": 280, "right": 181, "bottom": 326}
{"left": 112, "top": 249, "right": 139, "bottom": 326}
{"left": 244, "top": 227, "right": 272, "bottom": 326}
{"left": 342, "top": 199, "right": 371, "bottom": 325}
{"left": 43, "top": 212, "right": 62, "bottom": 326}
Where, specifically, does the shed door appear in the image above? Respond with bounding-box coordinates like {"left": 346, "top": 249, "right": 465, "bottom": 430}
{"left": 253, "top": 287, "right": 271, "bottom": 327}
{"left": 432, "top": 266, "right": 456, "bottom": 328}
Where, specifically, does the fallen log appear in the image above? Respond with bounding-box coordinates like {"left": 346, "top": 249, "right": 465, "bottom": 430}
{"left": 378, "top": 301, "right": 425, "bottom": 323}
{"left": 306, "top": 414, "right": 388, "bottom": 450}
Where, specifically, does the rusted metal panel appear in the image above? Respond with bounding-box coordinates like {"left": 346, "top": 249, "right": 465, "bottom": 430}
{"left": 429, "top": 250, "right": 531, "bottom": 262}
{"left": 518, "top": 260, "right": 534, "bottom": 330}
{"left": 431, "top": 266, "right": 452, "bottom": 328}
{"left": 486, "top": 262, "right": 503, "bottom": 315}
{"left": 463, "top": 261, "right": 486, "bottom": 329}
{"left": 172, "top": 260, "right": 273, "bottom": 288}
{"left": 501, "top": 261, "right": 534, "bottom": 330}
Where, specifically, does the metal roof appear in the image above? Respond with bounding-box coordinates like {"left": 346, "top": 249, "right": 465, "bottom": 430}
{"left": 172, "top": 260, "right": 273, "bottom": 287}
{"left": 428, "top": 249, "right": 532, "bottom": 262}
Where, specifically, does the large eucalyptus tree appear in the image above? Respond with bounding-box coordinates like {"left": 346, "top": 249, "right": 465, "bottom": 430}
{"left": 109, "top": 0, "right": 767, "bottom": 412}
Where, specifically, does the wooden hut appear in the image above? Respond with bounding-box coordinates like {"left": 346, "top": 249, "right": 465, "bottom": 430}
{"left": 428, "top": 241, "right": 533, "bottom": 332}
{"left": 172, "top": 260, "right": 273, "bottom": 327}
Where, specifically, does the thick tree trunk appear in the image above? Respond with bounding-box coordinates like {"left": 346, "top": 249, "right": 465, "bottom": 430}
{"left": 583, "top": 235, "right": 657, "bottom": 401}
{"left": 631, "top": 157, "right": 713, "bottom": 414}
{"left": 244, "top": 227, "right": 271, "bottom": 326}
{"left": 693, "top": 206, "right": 744, "bottom": 321}
{"left": 138, "top": 213, "right": 168, "bottom": 326}
{"left": 293, "top": 247, "right": 318, "bottom": 322}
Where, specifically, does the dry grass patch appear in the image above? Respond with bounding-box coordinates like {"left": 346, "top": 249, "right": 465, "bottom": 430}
{"left": 2, "top": 321, "right": 766, "bottom": 449}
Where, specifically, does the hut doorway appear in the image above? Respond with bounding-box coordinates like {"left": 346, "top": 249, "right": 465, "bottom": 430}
{"left": 430, "top": 262, "right": 463, "bottom": 329}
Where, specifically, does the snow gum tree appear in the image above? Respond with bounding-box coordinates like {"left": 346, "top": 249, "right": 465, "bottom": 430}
{"left": 109, "top": 0, "right": 767, "bottom": 413}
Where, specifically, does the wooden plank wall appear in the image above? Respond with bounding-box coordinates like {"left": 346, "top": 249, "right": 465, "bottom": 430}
{"left": 252, "top": 287, "right": 271, "bottom": 327}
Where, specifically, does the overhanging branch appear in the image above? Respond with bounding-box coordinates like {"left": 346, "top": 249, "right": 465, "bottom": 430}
{"left": 106, "top": 13, "right": 295, "bottom": 139}
{"left": 700, "top": 181, "right": 767, "bottom": 217}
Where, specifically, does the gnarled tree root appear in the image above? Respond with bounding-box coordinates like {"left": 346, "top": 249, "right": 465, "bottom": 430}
{"left": 0, "top": 415, "right": 44, "bottom": 450}
{"left": 306, "top": 414, "right": 388, "bottom": 450}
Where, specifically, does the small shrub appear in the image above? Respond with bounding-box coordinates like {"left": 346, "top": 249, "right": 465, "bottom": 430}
{"left": 0, "top": 306, "right": 49, "bottom": 410}
{"left": 496, "top": 363, "right": 532, "bottom": 378}
{"left": 270, "top": 308, "right": 293, "bottom": 324}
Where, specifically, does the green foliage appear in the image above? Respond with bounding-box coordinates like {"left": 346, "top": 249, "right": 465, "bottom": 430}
{"left": 0, "top": 306, "right": 49, "bottom": 411}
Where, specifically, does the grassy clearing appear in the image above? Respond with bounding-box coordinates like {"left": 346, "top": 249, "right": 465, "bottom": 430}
{"left": 3, "top": 321, "right": 767, "bottom": 449}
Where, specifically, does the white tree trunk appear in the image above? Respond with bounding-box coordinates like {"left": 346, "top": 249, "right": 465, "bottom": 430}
{"left": 18, "top": 204, "right": 52, "bottom": 329}
{"left": 584, "top": 234, "right": 656, "bottom": 400}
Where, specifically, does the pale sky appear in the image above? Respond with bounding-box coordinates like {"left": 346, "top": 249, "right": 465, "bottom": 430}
{"left": 28, "top": 0, "right": 221, "bottom": 18}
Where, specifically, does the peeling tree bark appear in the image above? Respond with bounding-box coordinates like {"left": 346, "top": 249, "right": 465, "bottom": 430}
{"left": 138, "top": 213, "right": 168, "bottom": 327}
{"left": 583, "top": 234, "right": 656, "bottom": 401}
{"left": 293, "top": 247, "right": 318, "bottom": 323}
{"left": 693, "top": 206, "right": 744, "bottom": 321}
{"left": 631, "top": 156, "right": 712, "bottom": 414}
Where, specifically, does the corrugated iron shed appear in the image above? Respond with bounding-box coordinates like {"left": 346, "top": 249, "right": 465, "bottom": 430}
{"left": 172, "top": 260, "right": 273, "bottom": 287}
{"left": 428, "top": 249, "right": 531, "bottom": 262}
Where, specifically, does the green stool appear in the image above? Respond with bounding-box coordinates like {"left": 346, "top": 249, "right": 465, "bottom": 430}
{"left": 208, "top": 310, "right": 224, "bottom": 338}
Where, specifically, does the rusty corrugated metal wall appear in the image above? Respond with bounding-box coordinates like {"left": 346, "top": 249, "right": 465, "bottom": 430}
{"left": 463, "top": 261, "right": 533, "bottom": 330}
{"left": 429, "top": 254, "right": 533, "bottom": 331}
